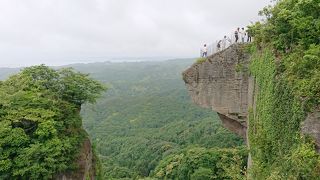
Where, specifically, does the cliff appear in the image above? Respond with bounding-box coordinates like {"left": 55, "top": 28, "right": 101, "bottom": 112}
{"left": 55, "top": 136, "right": 96, "bottom": 180}
{"left": 0, "top": 65, "right": 104, "bottom": 179}
{"left": 183, "top": 44, "right": 320, "bottom": 178}
{"left": 302, "top": 110, "right": 320, "bottom": 152}
{"left": 183, "top": 44, "right": 250, "bottom": 138}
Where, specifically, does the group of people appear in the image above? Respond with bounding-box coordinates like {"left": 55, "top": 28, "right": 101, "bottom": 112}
{"left": 234, "top": 27, "right": 252, "bottom": 43}
{"left": 216, "top": 35, "right": 232, "bottom": 51}
{"left": 200, "top": 27, "right": 252, "bottom": 58}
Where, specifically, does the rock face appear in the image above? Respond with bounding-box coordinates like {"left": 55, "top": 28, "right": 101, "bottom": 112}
{"left": 183, "top": 43, "right": 320, "bottom": 175}
{"left": 183, "top": 44, "right": 320, "bottom": 154}
{"left": 301, "top": 110, "right": 320, "bottom": 153}
{"left": 183, "top": 44, "right": 250, "bottom": 138}
{"left": 55, "top": 137, "right": 95, "bottom": 180}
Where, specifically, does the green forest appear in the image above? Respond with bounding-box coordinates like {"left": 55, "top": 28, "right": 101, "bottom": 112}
{"left": 0, "top": 0, "right": 319, "bottom": 179}
{"left": 0, "top": 60, "right": 245, "bottom": 179}
{"left": 75, "top": 59, "right": 245, "bottom": 179}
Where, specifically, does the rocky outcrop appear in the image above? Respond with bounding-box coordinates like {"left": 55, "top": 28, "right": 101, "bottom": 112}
{"left": 183, "top": 44, "right": 250, "bottom": 138}
{"left": 301, "top": 109, "right": 320, "bottom": 153}
{"left": 55, "top": 137, "right": 95, "bottom": 180}
{"left": 183, "top": 44, "right": 320, "bottom": 154}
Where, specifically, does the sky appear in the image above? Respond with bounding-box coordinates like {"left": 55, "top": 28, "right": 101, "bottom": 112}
{"left": 0, "top": 0, "right": 271, "bottom": 67}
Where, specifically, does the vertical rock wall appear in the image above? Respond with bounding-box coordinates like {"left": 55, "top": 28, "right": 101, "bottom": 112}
{"left": 55, "top": 137, "right": 95, "bottom": 180}
{"left": 183, "top": 43, "right": 320, "bottom": 155}
{"left": 182, "top": 44, "right": 261, "bottom": 169}
{"left": 301, "top": 110, "right": 320, "bottom": 153}
{"left": 183, "top": 44, "right": 250, "bottom": 138}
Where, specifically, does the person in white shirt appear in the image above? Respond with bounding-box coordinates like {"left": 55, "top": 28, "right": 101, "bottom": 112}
{"left": 240, "top": 27, "right": 246, "bottom": 43}
{"left": 222, "top": 36, "right": 231, "bottom": 50}
{"left": 202, "top": 44, "right": 208, "bottom": 57}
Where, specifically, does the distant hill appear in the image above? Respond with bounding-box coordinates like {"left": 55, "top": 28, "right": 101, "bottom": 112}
{"left": 0, "top": 67, "right": 20, "bottom": 80}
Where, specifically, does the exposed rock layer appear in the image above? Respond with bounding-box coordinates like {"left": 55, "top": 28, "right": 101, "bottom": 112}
{"left": 183, "top": 44, "right": 250, "bottom": 138}
{"left": 55, "top": 137, "right": 95, "bottom": 180}
{"left": 183, "top": 44, "right": 320, "bottom": 154}
{"left": 301, "top": 110, "right": 320, "bottom": 153}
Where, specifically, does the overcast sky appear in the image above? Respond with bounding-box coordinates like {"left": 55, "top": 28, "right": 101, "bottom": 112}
{"left": 0, "top": 0, "right": 271, "bottom": 67}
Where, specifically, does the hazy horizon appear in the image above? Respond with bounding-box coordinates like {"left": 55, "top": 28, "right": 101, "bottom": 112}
{"left": 0, "top": 0, "right": 271, "bottom": 67}
{"left": 0, "top": 56, "right": 196, "bottom": 68}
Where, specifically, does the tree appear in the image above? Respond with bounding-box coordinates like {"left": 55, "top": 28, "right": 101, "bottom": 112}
{"left": 0, "top": 65, "right": 106, "bottom": 179}
{"left": 191, "top": 167, "right": 213, "bottom": 180}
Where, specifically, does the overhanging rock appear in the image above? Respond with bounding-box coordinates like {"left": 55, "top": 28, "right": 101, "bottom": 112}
{"left": 183, "top": 44, "right": 250, "bottom": 138}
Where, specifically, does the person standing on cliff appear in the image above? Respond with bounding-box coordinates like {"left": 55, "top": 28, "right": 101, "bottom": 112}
{"left": 240, "top": 27, "right": 246, "bottom": 43}
{"left": 247, "top": 28, "right": 252, "bottom": 42}
{"left": 217, "top": 40, "right": 222, "bottom": 52}
{"left": 222, "top": 36, "right": 231, "bottom": 50}
{"left": 202, "top": 44, "right": 208, "bottom": 57}
{"left": 235, "top": 28, "right": 239, "bottom": 43}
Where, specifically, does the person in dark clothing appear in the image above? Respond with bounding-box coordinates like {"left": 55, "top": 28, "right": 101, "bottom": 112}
{"left": 217, "top": 40, "right": 222, "bottom": 51}
{"left": 247, "top": 29, "right": 252, "bottom": 42}
{"left": 235, "top": 27, "right": 239, "bottom": 43}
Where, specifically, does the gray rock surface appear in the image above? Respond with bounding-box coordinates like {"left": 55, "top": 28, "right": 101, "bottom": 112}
{"left": 183, "top": 43, "right": 320, "bottom": 172}
{"left": 183, "top": 44, "right": 250, "bottom": 138}
{"left": 55, "top": 137, "right": 95, "bottom": 180}
{"left": 301, "top": 110, "right": 320, "bottom": 153}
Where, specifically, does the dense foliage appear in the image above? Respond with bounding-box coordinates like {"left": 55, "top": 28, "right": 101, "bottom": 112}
{"left": 77, "top": 59, "right": 245, "bottom": 179}
{"left": 251, "top": 0, "right": 319, "bottom": 52}
{"left": 153, "top": 147, "right": 247, "bottom": 180}
{"left": 249, "top": 47, "right": 320, "bottom": 179}
{"left": 0, "top": 65, "right": 105, "bottom": 179}
{"left": 248, "top": 0, "right": 320, "bottom": 178}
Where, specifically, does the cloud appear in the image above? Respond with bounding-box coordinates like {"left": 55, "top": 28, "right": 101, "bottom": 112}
{"left": 0, "top": 0, "right": 271, "bottom": 67}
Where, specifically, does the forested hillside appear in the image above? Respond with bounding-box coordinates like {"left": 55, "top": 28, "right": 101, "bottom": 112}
{"left": 73, "top": 59, "right": 245, "bottom": 179}
{"left": 1, "top": 0, "right": 318, "bottom": 179}
{"left": 0, "top": 59, "right": 245, "bottom": 179}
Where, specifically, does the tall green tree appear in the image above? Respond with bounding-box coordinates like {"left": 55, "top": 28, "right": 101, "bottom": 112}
{"left": 0, "top": 65, "right": 105, "bottom": 179}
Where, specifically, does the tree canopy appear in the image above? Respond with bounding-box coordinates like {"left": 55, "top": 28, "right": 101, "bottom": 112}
{"left": 251, "top": 0, "right": 319, "bottom": 52}
{"left": 0, "top": 65, "right": 105, "bottom": 179}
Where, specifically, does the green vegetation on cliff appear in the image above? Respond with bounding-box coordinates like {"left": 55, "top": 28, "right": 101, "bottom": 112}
{"left": 249, "top": 47, "right": 320, "bottom": 179}
{"left": 0, "top": 65, "right": 105, "bottom": 179}
{"left": 248, "top": 0, "right": 320, "bottom": 178}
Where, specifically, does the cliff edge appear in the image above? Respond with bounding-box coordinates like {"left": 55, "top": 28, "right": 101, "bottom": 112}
{"left": 183, "top": 44, "right": 320, "bottom": 150}
{"left": 55, "top": 136, "right": 96, "bottom": 180}
{"left": 183, "top": 44, "right": 320, "bottom": 172}
{"left": 183, "top": 44, "right": 250, "bottom": 138}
